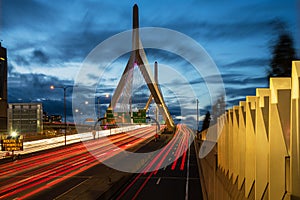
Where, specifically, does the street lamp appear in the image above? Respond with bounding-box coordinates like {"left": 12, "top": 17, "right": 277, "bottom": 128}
{"left": 50, "top": 85, "right": 75, "bottom": 146}
{"left": 96, "top": 93, "right": 110, "bottom": 119}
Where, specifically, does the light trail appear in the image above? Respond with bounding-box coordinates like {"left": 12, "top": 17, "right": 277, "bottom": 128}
{"left": 0, "top": 126, "right": 157, "bottom": 200}
{"left": 0, "top": 125, "right": 149, "bottom": 159}
{"left": 116, "top": 124, "right": 193, "bottom": 200}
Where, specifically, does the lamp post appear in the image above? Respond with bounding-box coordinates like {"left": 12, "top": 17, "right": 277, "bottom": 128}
{"left": 50, "top": 85, "right": 74, "bottom": 146}
{"left": 96, "top": 93, "right": 110, "bottom": 119}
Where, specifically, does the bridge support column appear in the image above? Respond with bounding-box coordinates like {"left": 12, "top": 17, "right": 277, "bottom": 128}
{"left": 291, "top": 61, "right": 300, "bottom": 199}
{"left": 269, "top": 78, "right": 291, "bottom": 200}
{"left": 245, "top": 96, "right": 256, "bottom": 198}
{"left": 255, "top": 88, "right": 270, "bottom": 199}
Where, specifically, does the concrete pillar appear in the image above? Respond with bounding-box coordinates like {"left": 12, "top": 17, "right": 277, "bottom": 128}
{"left": 290, "top": 61, "right": 300, "bottom": 199}
{"left": 255, "top": 88, "right": 270, "bottom": 199}
{"left": 269, "top": 78, "right": 291, "bottom": 200}
{"left": 238, "top": 101, "right": 246, "bottom": 190}
{"left": 245, "top": 96, "right": 256, "bottom": 198}
{"left": 232, "top": 106, "right": 239, "bottom": 184}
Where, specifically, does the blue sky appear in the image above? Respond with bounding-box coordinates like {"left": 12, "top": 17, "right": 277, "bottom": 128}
{"left": 0, "top": 0, "right": 299, "bottom": 124}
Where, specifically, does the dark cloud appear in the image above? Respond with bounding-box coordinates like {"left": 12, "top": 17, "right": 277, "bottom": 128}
{"left": 14, "top": 55, "right": 30, "bottom": 66}
{"left": 8, "top": 69, "right": 75, "bottom": 119}
{"left": 225, "top": 86, "right": 256, "bottom": 104}
{"left": 31, "top": 49, "right": 49, "bottom": 64}
{"left": 221, "top": 74, "right": 268, "bottom": 86}
{"left": 223, "top": 58, "right": 269, "bottom": 68}
{"left": 12, "top": 49, "right": 49, "bottom": 66}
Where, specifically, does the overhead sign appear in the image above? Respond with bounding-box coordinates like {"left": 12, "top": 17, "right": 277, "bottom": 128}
{"left": 1, "top": 135, "right": 24, "bottom": 151}
{"left": 133, "top": 109, "right": 146, "bottom": 123}
{"left": 106, "top": 109, "right": 115, "bottom": 124}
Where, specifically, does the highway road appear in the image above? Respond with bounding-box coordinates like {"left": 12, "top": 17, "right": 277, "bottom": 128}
{"left": 0, "top": 126, "right": 156, "bottom": 199}
{"left": 0, "top": 125, "right": 148, "bottom": 159}
{"left": 111, "top": 124, "right": 203, "bottom": 200}
{"left": 0, "top": 124, "right": 203, "bottom": 200}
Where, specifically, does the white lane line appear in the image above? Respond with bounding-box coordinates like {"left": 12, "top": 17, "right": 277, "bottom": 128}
{"left": 185, "top": 145, "right": 191, "bottom": 200}
{"left": 163, "top": 166, "right": 167, "bottom": 170}
{"left": 53, "top": 178, "right": 91, "bottom": 200}
{"left": 156, "top": 177, "right": 161, "bottom": 185}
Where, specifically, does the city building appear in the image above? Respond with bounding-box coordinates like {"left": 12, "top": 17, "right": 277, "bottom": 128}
{"left": 0, "top": 43, "right": 8, "bottom": 133}
{"left": 43, "top": 112, "right": 62, "bottom": 123}
{"left": 43, "top": 112, "right": 50, "bottom": 123}
{"left": 50, "top": 115, "right": 62, "bottom": 123}
{"left": 8, "top": 103, "right": 43, "bottom": 134}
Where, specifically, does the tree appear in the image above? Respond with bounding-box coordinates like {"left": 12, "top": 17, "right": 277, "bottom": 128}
{"left": 268, "top": 32, "right": 296, "bottom": 78}
{"left": 201, "top": 111, "right": 211, "bottom": 132}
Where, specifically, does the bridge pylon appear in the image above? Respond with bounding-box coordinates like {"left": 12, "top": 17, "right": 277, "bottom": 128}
{"left": 107, "top": 4, "right": 175, "bottom": 132}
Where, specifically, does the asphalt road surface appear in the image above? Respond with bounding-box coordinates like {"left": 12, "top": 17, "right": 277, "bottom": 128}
{"left": 109, "top": 125, "right": 203, "bottom": 200}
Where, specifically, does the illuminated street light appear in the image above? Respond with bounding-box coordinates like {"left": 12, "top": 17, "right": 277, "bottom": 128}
{"left": 11, "top": 131, "right": 18, "bottom": 137}
{"left": 50, "top": 85, "right": 76, "bottom": 146}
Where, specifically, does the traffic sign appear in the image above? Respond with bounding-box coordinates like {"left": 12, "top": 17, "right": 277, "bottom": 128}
{"left": 1, "top": 135, "right": 23, "bottom": 151}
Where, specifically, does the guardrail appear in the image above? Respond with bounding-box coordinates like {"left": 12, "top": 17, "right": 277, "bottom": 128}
{"left": 215, "top": 61, "right": 300, "bottom": 199}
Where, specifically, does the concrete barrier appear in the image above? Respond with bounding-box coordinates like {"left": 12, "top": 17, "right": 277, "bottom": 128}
{"left": 291, "top": 61, "right": 300, "bottom": 199}
{"left": 255, "top": 88, "right": 270, "bottom": 199}
{"left": 198, "top": 61, "right": 300, "bottom": 200}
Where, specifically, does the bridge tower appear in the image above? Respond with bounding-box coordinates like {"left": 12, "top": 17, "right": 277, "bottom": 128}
{"left": 107, "top": 4, "right": 175, "bottom": 132}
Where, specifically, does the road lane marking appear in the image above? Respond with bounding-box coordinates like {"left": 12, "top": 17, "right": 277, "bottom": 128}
{"left": 156, "top": 177, "right": 161, "bottom": 185}
{"left": 53, "top": 178, "right": 91, "bottom": 200}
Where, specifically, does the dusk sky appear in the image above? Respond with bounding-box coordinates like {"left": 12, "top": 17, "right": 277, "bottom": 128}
{"left": 0, "top": 0, "right": 299, "bottom": 124}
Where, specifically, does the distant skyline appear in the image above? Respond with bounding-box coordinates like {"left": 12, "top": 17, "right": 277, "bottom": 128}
{"left": 0, "top": 0, "right": 299, "bottom": 123}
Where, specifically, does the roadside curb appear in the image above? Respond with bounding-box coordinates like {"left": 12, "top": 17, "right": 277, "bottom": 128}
{"left": 194, "top": 139, "right": 208, "bottom": 200}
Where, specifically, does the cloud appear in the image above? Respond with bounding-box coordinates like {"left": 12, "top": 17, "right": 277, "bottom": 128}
{"left": 31, "top": 49, "right": 49, "bottom": 64}
{"left": 2, "top": 0, "right": 298, "bottom": 123}
{"left": 221, "top": 74, "right": 268, "bottom": 86}
{"left": 8, "top": 69, "right": 75, "bottom": 117}
{"left": 223, "top": 58, "right": 269, "bottom": 68}
{"left": 13, "top": 49, "right": 50, "bottom": 66}
{"left": 225, "top": 86, "right": 256, "bottom": 104}
{"left": 14, "top": 56, "right": 30, "bottom": 66}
